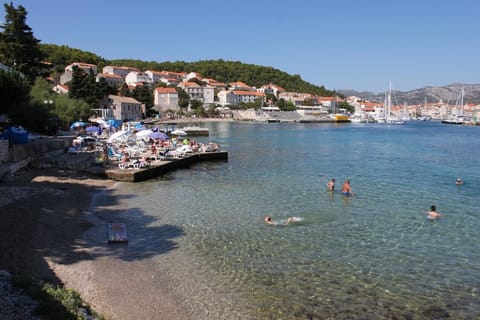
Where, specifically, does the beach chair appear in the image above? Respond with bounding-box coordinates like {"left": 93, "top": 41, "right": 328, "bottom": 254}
{"left": 107, "top": 146, "right": 122, "bottom": 161}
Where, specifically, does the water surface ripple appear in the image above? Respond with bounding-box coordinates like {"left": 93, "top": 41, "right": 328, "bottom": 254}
{"left": 114, "top": 121, "right": 480, "bottom": 319}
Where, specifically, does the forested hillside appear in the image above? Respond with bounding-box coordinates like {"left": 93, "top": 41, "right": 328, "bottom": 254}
{"left": 39, "top": 44, "right": 336, "bottom": 96}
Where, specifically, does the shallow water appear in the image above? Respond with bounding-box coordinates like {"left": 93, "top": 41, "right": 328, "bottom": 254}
{"left": 110, "top": 121, "right": 480, "bottom": 319}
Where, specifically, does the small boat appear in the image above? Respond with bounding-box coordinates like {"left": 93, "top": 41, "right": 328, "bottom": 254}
{"left": 178, "top": 126, "right": 209, "bottom": 136}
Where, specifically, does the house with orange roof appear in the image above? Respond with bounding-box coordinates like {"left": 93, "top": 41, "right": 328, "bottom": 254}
{"left": 278, "top": 92, "right": 314, "bottom": 107}
{"left": 228, "top": 81, "right": 253, "bottom": 91}
{"left": 153, "top": 87, "right": 179, "bottom": 113}
{"left": 203, "top": 78, "right": 227, "bottom": 89}
{"left": 52, "top": 84, "right": 69, "bottom": 94}
{"left": 178, "top": 82, "right": 215, "bottom": 104}
{"left": 257, "top": 84, "right": 285, "bottom": 97}
{"left": 60, "top": 62, "right": 98, "bottom": 85}
{"left": 96, "top": 73, "right": 124, "bottom": 87}
{"left": 158, "top": 76, "right": 181, "bottom": 87}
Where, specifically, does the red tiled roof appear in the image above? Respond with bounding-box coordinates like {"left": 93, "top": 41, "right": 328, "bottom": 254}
{"left": 233, "top": 90, "right": 265, "bottom": 96}
{"left": 155, "top": 87, "right": 177, "bottom": 93}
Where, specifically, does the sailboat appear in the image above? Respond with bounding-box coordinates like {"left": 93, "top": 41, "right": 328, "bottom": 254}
{"left": 441, "top": 87, "right": 467, "bottom": 125}
{"left": 384, "top": 82, "right": 405, "bottom": 124}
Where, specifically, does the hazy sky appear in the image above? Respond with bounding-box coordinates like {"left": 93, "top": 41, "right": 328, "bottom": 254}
{"left": 3, "top": 0, "right": 480, "bottom": 93}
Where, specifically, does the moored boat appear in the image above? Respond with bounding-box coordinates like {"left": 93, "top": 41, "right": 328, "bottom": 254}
{"left": 179, "top": 126, "right": 210, "bottom": 136}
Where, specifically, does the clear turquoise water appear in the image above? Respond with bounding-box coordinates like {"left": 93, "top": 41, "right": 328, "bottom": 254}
{"left": 110, "top": 121, "right": 480, "bottom": 319}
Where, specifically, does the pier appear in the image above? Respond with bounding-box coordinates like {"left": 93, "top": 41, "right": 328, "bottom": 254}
{"left": 105, "top": 151, "right": 228, "bottom": 182}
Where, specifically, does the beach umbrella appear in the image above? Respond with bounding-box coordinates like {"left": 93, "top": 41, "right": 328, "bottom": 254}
{"left": 134, "top": 123, "right": 146, "bottom": 131}
{"left": 136, "top": 129, "right": 153, "bottom": 138}
{"left": 107, "top": 119, "right": 122, "bottom": 129}
{"left": 70, "top": 121, "right": 88, "bottom": 130}
{"left": 107, "top": 130, "right": 129, "bottom": 143}
{"left": 85, "top": 126, "right": 99, "bottom": 133}
{"left": 149, "top": 131, "right": 169, "bottom": 140}
{"left": 171, "top": 129, "right": 187, "bottom": 136}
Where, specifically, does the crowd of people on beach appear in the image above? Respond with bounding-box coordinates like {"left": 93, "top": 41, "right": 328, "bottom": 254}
{"left": 108, "top": 135, "right": 220, "bottom": 169}
{"left": 67, "top": 123, "right": 223, "bottom": 169}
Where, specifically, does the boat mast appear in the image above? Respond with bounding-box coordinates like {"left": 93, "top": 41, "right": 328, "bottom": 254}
{"left": 459, "top": 86, "right": 464, "bottom": 116}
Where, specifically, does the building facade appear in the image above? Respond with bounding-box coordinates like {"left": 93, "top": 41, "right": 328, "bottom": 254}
{"left": 153, "top": 87, "right": 179, "bottom": 113}
{"left": 108, "top": 95, "right": 143, "bottom": 121}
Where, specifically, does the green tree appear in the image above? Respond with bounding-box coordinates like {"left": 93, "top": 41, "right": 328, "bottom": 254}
{"left": 303, "top": 98, "right": 315, "bottom": 106}
{"left": 132, "top": 85, "right": 153, "bottom": 117}
{"left": 0, "top": 69, "right": 30, "bottom": 118}
{"left": 337, "top": 101, "right": 354, "bottom": 113}
{"left": 276, "top": 98, "right": 296, "bottom": 111}
{"left": 69, "top": 66, "right": 110, "bottom": 109}
{"left": 52, "top": 94, "right": 91, "bottom": 129}
{"left": 0, "top": 3, "right": 45, "bottom": 82}
{"left": 119, "top": 83, "right": 130, "bottom": 96}
{"left": 189, "top": 99, "right": 203, "bottom": 110}
{"left": 68, "top": 65, "right": 87, "bottom": 100}
{"left": 177, "top": 87, "right": 190, "bottom": 110}
{"left": 29, "top": 77, "right": 90, "bottom": 131}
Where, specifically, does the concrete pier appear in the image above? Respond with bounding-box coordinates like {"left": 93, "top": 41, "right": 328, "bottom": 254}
{"left": 105, "top": 151, "right": 228, "bottom": 182}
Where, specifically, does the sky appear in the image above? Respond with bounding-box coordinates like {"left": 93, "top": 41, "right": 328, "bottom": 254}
{"left": 3, "top": 0, "right": 480, "bottom": 93}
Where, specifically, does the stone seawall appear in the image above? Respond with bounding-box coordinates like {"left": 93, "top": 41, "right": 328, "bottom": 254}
{"left": 0, "top": 138, "right": 72, "bottom": 179}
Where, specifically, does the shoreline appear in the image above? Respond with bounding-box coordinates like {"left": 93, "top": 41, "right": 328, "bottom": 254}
{"left": 0, "top": 167, "right": 251, "bottom": 319}
{"left": 0, "top": 167, "right": 193, "bottom": 319}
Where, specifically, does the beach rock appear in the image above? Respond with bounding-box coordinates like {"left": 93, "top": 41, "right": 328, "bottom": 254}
{"left": 0, "top": 270, "right": 41, "bottom": 320}
{"left": 422, "top": 305, "right": 450, "bottom": 318}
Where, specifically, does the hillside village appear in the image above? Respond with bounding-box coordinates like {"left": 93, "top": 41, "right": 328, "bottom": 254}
{"left": 53, "top": 62, "right": 480, "bottom": 124}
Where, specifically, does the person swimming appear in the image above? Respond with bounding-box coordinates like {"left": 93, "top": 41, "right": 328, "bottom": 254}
{"left": 456, "top": 178, "right": 464, "bottom": 185}
{"left": 264, "top": 216, "right": 303, "bottom": 226}
{"left": 426, "top": 205, "right": 442, "bottom": 221}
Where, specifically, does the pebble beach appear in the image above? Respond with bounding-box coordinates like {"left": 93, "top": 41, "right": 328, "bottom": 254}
{"left": 0, "top": 167, "right": 203, "bottom": 320}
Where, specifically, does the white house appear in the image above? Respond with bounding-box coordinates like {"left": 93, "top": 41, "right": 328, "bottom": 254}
{"left": 65, "top": 62, "right": 97, "bottom": 74}
{"left": 125, "top": 71, "right": 151, "bottom": 86}
{"left": 217, "top": 90, "right": 265, "bottom": 106}
{"left": 108, "top": 95, "right": 143, "bottom": 121}
{"left": 177, "top": 82, "right": 215, "bottom": 104}
{"left": 184, "top": 72, "right": 202, "bottom": 81}
{"left": 145, "top": 70, "right": 165, "bottom": 84}
{"left": 158, "top": 76, "right": 181, "bottom": 86}
{"left": 153, "top": 87, "right": 179, "bottom": 113}
{"left": 278, "top": 92, "right": 311, "bottom": 107}
{"left": 257, "top": 84, "right": 285, "bottom": 97}
{"left": 102, "top": 65, "right": 140, "bottom": 78}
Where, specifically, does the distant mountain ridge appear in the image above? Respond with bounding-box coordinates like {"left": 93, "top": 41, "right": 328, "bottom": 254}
{"left": 338, "top": 83, "right": 480, "bottom": 105}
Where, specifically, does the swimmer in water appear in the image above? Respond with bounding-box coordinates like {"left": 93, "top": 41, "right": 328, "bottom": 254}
{"left": 326, "top": 178, "right": 335, "bottom": 192}
{"left": 264, "top": 216, "right": 303, "bottom": 225}
{"left": 426, "top": 205, "right": 442, "bottom": 221}
{"left": 341, "top": 179, "right": 355, "bottom": 197}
